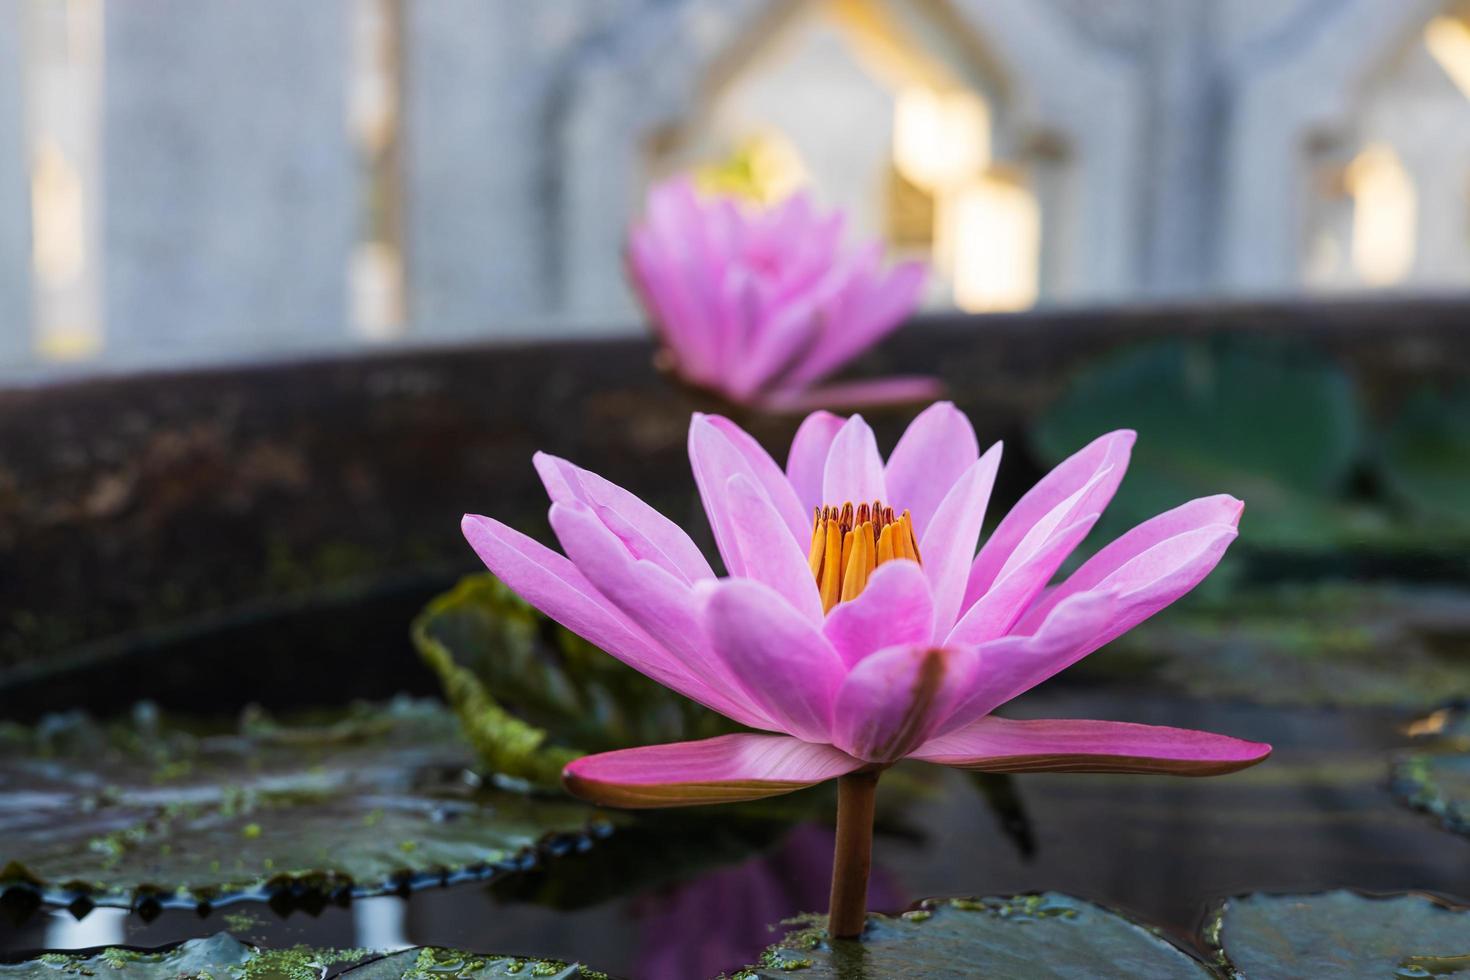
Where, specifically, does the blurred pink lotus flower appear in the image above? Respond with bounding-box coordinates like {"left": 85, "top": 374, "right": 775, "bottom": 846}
{"left": 462, "top": 402, "right": 1270, "bottom": 934}
{"left": 627, "top": 178, "right": 936, "bottom": 412}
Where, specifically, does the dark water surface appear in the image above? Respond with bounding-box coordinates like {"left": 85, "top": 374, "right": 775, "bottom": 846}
{"left": 3, "top": 687, "right": 1463, "bottom": 979}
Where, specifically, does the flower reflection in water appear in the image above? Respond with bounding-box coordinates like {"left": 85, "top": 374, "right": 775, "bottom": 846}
{"left": 632, "top": 822, "right": 906, "bottom": 980}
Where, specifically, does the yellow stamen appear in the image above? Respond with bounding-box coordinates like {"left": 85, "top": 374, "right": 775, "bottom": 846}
{"left": 810, "top": 500, "right": 921, "bottom": 612}
{"left": 820, "top": 519, "right": 843, "bottom": 612}
{"left": 877, "top": 523, "right": 895, "bottom": 564}
{"left": 808, "top": 512, "right": 826, "bottom": 579}
{"left": 840, "top": 530, "right": 867, "bottom": 602}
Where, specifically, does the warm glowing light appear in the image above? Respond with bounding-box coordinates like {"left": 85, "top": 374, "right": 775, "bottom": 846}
{"left": 1425, "top": 15, "right": 1470, "bottom": 102}
{"left": 30, "top": 138, "right": 84, "bottom": 288}
{"left": 349, "top": 241, "right": 406, "bottom": 341}
{"left": 947, "top": 174, "right": 1040, "bottom": 312}
{"left": 27, "top": 0, "right": 105, "bottom": 362}
{"left": 892, "top": 87, "right": 989, "bottom": 192}
{"left": 1344, "top": 143, "right": 1416, "bottom": 287}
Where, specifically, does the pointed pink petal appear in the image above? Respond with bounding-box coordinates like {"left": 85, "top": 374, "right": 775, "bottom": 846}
{"left": 822, "top": 560, "right": 935, "bottom": 667}
{"left": 946, "top": 513, "right": 1099, "bottom": 648}
{"left": 689, "top": 415, "right": 809, "bottom": 572}
{"left": 823, "top": 414, "right": 887, "bottom": 506}
{"left": 964, "top": 430, "right": 1135, "bottom": 609}
{"left": 786, "top": 259, "right": 927, "bottom": 386}
{"left": 634, "top": 181, "right": 722, "bottom": 383}
{"left": 736, "top": 298, "right": 823, "bottom": 400}
{"left": 702, "top": 578, "right": 847, "bottom": 743}
{"left": 547, "top": 503, "right": 772, "bottom": 730}
{"left": 1017, "top": 495, "right": 1245, "bottom": 631}
{"left": 533, "top": 452, "right": 715, "bottom": 586}
{"left": 944, "top": 517, "right": 1239, "bottom": 725}
{"left": 460, "top": 514, "right": 763, "bottom": 728}
{"left": 938, "top": 590, "right": 1124, "bottom": 735}
{"left": 830, "top": 643, "right": 978, "bottom": 763}
{"left": 920, "top": 444, "right": 1003, "bottom": 636}
{"left": 884, "top": 401, "right": 980, "bottom": 537}
{"left": 912, "top": 717, "right": 1271, "bottom": 776}
{"left": 759, "top": 376, "right": 944, "bottom": 415}
{"left": 563, "top": 734, "right": 864, "bottom": 808}
{"left": 725, "top": 473, "right": 824, "bottom": 624}
{"left": 786, "top": 410, "right": 846, "bottom": 513}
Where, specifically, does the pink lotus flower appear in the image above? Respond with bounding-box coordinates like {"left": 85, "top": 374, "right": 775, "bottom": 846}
{"left": 627, "top": 178, "right": 936, "bottom": 411}
{"left": 461, "top": 402, "right": 1270, "bottom": 935}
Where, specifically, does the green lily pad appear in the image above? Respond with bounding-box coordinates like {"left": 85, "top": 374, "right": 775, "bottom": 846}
{"left": 739, "top": 894, "right": 1213, "bottom": 979}
{"left": 1391, "top": 705, "right": 1470, "bottom": 839}
{"left": 1084, "top": 583, "right": 1470, "bottom": 709}
{"left": 412, "top": 575, "right": 736, "bottom": 786}
{"left": 1381, "top": 386, "right": 1470, "bottom": 528}
{"left": 1031, "top": 336, "right": 1368, "bottom": 549}
{"left": 0, "top": 699, "right": 608, "bottom": 906}
{"left": 1208, "top": 891, "right": 1470, "bottom": 979}
{"left": 0, "top": 932, "right": 613, "bottom": 979}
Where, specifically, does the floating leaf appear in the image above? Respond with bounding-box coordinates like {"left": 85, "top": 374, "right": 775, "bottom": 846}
{"left": 0, "top": 932, "right": 614, "bottom": 979}
{"left": 1084, "top": 583, "right": 1470, "bottom": 709}
{"left": 1391, "top": 704, "right": 1470, "bottom": 839}
{"left": 412, "top": 575, "right": 735, "bottom": 784}
{"left": 739, "top": 894, "right": 1213, "bottom": 979}
{"left": 1031, "top": 336, "right": 1367, "bottom": 548}
{"left": 1381, "top": 386, "right": 1470, "bottom": 527}
{"left": 0, "top": 699, "right": 608, "bottom": 907}
{"left": 1208, "top": 891, "right": 1470, "bottom": 979}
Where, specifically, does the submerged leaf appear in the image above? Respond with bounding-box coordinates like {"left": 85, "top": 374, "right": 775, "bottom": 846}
{"left": 0, "top": 699, "right": 608, "bottom": 906}
{"left": 1032, "top": 336, "right": 1364, "bottom": 548}
{"left": 1208, "top": 891, "right": 1470, "bottom": 979}
{"left": 411, "top": 575, "right": 735, "bottom": 784}
{"left": 1392, "top": 704, "right": 1470, "bottom": 839}
{"left": 0, "top": 933, "right": 614, "bottom": 979}
{"left": 1381, "top": 385, "right": 1470, "bottom": 527}
{"left": 739, "top": 894, "right": 1213, "bottom": 979}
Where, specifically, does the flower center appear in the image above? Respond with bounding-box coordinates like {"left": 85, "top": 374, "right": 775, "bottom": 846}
{"left": 808, "top": 500, "right": 922, "bottom": 613}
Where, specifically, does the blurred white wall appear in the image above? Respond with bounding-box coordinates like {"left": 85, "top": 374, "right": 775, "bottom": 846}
{"left": 1, "top": 0, "right": 1469, "bottom": 377}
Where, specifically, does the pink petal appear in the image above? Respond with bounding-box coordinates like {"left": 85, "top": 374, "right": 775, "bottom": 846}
{"left": 690, "top": 415, "right": 810, "bottom": 564}
{"left": 547, "top": 503, "right": 771, "bottom": 730}
{"left": 563, "top": 734, "right": 864, "bottom": 808}
{"left": 911, "top": 717, "right": 1272, "bottom": 776}
{"left": 884, "top": 401, "right": 980, "bottom": 537}
{"left": 786, "top": 410, "right": 846, "bottom": 513}
{"left": 1053, "top": 522, "right": 1240, "bottom": 656}
{"left": 822, "top": 560, "right": 935, "bottom": 667}
{"left": 786, "top": 259, "right": 927, "bottom": 386}
{"left": 938, "top": 590, "right": 1124, "bottom": 735}
{"left": 830, "top": 643, "right": 978, "bottom": 763}
{"left": 460, "top": 514, "right": 762, "bottom": 728}
{"left": 945, "top": 513, "right": 1099, "bottom": 648}
{"left": 956, "top": 519, "right": 1242, "bottom": 720}
{"left": 822, "top": 414, "right": 887, "bottom": 506}
{"left": 533, "top": 452, "right": 714, "bottom": 586}
{"left": 1017, "top": 495, "right": 1245, "bottom": 631}
{"left": 706, "top": 416, "right": 809, "bottom": 539}
{"left": 725, "top": 473, "right": 824, "bottom": 624}
{"left": 964, "top": 430, "right": 1135, "bottom": 609}
{"left": 635, "top": 182, "right": 722, "bottom": 382}
{"left": 736, "top": 297, "right": 823, "bottom": 400}
{"left": 759, "top": 376, "right": 944, "bottom": 415}
{"left": 920, "top": 444, "right": 1003, "bottom": 636}
{"left": 702, "top": 578, "right": 847, "bottom": 743}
